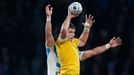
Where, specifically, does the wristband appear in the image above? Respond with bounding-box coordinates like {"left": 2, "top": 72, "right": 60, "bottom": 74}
{"left": 84, "top": 27, "right": 90, "bottom": 32}
{"left": 84, "top": 22, "right": 91, "bottom": 32}
{"left": 46, "top": 16, "right": 51, "bottom": 22}
{"left": 104, "top": 44, "right": 110, "bottom": 49}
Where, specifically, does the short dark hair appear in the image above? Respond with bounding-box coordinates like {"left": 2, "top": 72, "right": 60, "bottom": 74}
{"left": 54, "top": 23, "right": 75, "bottom": 42}
{"left": 69, "top": 23, "right": 76, "bottom": 29}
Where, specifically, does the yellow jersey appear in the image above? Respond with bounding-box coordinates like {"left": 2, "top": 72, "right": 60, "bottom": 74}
{"left": 55, "top": 38, "right": 80, "bottom": 75}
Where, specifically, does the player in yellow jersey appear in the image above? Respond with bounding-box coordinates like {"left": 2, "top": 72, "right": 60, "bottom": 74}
{"left": 55, "top": 8, "right": 95, "bottom": 74}
{"left": 45, "top": 4, "right": 122, "bottom": 75}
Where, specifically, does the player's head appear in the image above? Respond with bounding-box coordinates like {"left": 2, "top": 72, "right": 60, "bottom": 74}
{"left": 67, "top": 23, "right": 76, "bottom": 41}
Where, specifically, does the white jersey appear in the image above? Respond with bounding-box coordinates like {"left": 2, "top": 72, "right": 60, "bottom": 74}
{"left": 46, "top": 45, "right": 84, "bottom": 75}
{"left": 46, "top": 45, "right": 60, "bottom": 75}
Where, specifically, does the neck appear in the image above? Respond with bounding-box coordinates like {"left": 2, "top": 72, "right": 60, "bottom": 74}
{"left": 69, "top": 39, "right": 73, "bottom": 42}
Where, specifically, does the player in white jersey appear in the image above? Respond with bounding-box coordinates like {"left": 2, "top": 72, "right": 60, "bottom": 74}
{"left": 45, "top": 46, "right": 60, "bottom": 75}
{"left": 45, "top": 4, "right": 57, "bottom": 75}
{"left": 45, "top": 4, "right": 122, "bottom": 75}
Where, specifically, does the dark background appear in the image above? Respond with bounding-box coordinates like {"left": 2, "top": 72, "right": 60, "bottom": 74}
{"left": 0, "top": 0, "right": 134, "bottom": 75}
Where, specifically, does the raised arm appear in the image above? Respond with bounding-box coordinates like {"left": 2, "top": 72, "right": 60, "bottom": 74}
{"left": 80, "top": 37, "right": 122, "bottom": 61}
{"left": 59, "top": 11, "right": 76, "bottom": 40}
{"left": 78, "top": 14, "right": 95, "bottom": 47}
{"left": 45, "top": 4, "right": 54, "bottom": 47}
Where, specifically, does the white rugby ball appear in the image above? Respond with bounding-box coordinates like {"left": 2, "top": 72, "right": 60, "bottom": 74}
{"left": 68, "top": 2, "right": 83, "bottom": 16}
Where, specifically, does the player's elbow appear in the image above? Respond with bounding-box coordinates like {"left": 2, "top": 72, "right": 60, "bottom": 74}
{"left": 81, "top": 42, "right": 86, "bottom": 46}
{"left": 80, "top": 58, "right": 86, "bottom": 61}
{"left": 46, "top": 40, "right": 54, "bottom": 47}
{"left": 79, "top": 56, "right": 84, "bottom": 61}
{"left": 78, "top": 41, "right": 86, "bottom": 47}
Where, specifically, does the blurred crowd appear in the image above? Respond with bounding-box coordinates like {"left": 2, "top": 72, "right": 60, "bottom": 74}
{"left": 0, "top": 0, "right": 134, "bottom": 75}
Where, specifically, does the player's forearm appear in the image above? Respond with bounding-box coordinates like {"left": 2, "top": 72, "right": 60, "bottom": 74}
{"left": 90, "top": 43, "right": 111, "bottom": 56}
{"left": 78, "top": 23, "right": 91, "bottom": 47}
{"left": 78, "top": 31, "right": 89, "bottom": 46}
{"left": 45, "top": 16, "right": 54, "bottom": 47}
{"left": 81, "top": 44, "right": 110, "bottom": 61}
{"left": 45, "top": 16, "right": 52, "bottom": 35}
{"left": 60, "top": 16, "right": 72, "bottom": 39}
{"left": 45, "top": 16, "right": 53, "bottom": 40}
{"left": 92, "top": 45, "right": 109, "bottom": 55}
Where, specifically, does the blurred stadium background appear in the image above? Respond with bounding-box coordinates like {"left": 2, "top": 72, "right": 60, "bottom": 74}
{"left": 0, "top": 0, "right": 134, "bottom": 75}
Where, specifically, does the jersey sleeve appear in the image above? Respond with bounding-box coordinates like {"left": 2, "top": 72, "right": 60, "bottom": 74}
{"left": 56, "top": 37, "right": 67, "bottom": 47}
{"left": 79, "top": 51, "right": 84, "bottom": 61}
{"left": 45, "top": 46, "right": 54, "bottom": 56}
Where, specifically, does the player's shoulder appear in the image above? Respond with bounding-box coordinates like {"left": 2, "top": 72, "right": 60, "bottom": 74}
{"left": 72, "top": 38, "right": 79, "bottom": 44}
{"left": 56, "top": 37, "right": 68, "bottom": 46}
{"left": 73, "top": 38, "right": 78, "bottom": 40}
{"left": 57, "top": 37, "right": 68, "bottom": 42}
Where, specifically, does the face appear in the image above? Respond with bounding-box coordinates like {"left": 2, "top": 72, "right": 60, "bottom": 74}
{"left": 67, "top": 28, "right": 75, "bottom": 41}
